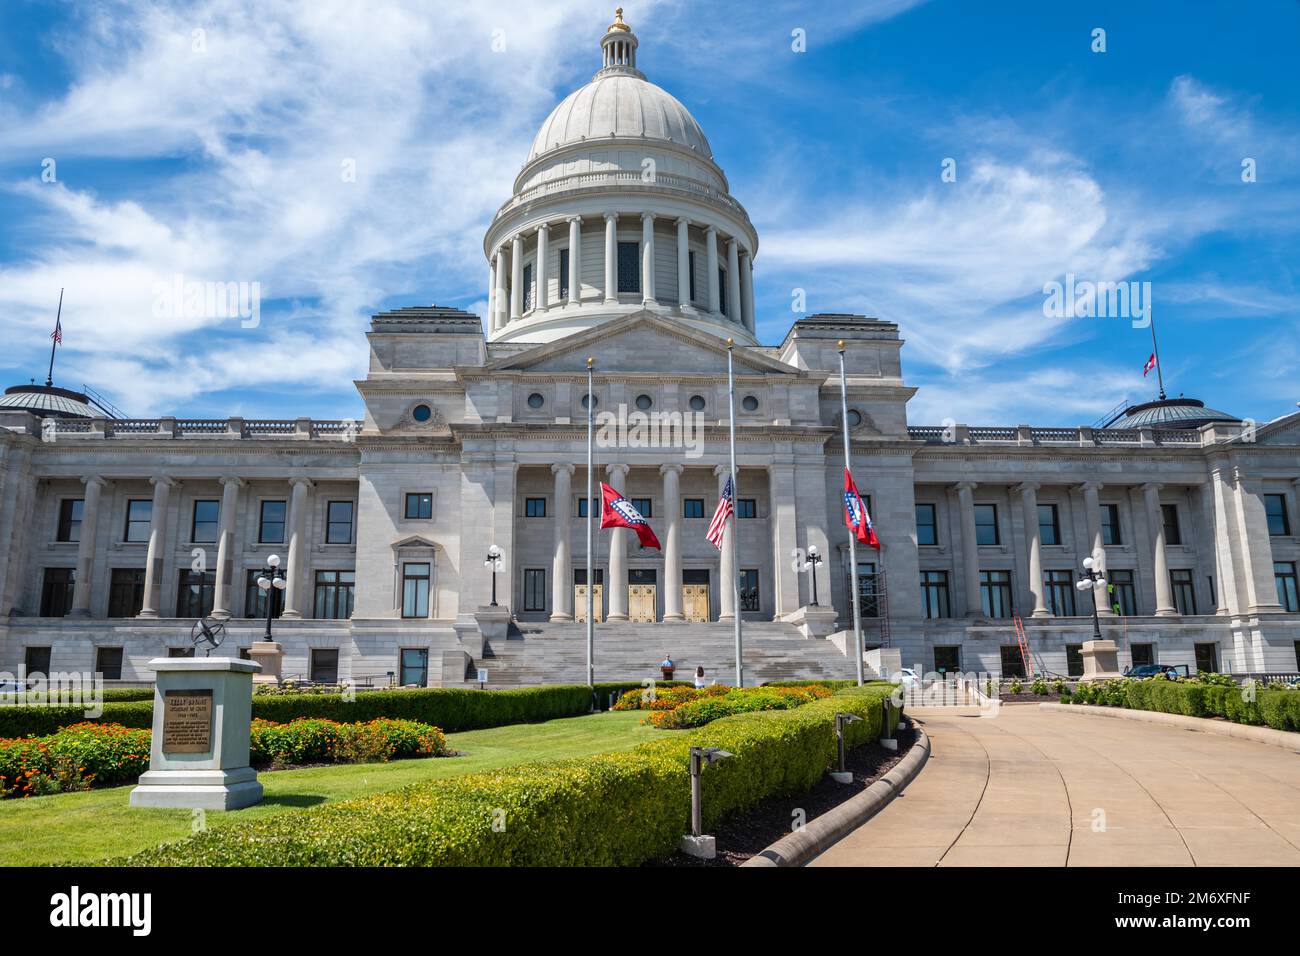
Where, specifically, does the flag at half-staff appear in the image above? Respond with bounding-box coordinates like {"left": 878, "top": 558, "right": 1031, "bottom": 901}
{"left": 843, "top": 468, "right": 880, "bottom": 550}
{"left": 706, "top": 474, "right": 733, "bottom": 550}
{"left": 600, "top": 482, "right": 661, "bottom": 551}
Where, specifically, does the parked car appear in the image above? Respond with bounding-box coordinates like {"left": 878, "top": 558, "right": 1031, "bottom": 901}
{"left": 892, "top": 668, "right": 921, "bottom": 690}
{"left": 1123, "top": 663, "right": 1188, "bottom": 680}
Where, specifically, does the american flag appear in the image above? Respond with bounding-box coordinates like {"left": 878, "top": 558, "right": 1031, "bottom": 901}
{"left": 706, "top": 474, "right": 733, "bottom": 550}
{"left": 50, "top": 316, "right": 62, "bottom": 346}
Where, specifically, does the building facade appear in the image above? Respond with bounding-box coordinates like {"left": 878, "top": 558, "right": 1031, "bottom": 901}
{"left": 2, "top": 12, "right": 1298, "bottom": 686}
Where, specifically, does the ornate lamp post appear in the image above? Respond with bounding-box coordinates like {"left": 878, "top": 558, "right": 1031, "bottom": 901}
{"left": 255, "top": 554, "right": 288, "bottom": 641}
{"left": 485, "top": 545, "right": 504, "bottom": 607}
{"left": 1075, "top": 556, "right": 1108, "bottom": 642}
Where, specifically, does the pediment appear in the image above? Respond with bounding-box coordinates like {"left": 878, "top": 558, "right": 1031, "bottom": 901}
{"left": 484, "top": 313, "right": 797, "bottom": 377}
{"left": 391, "top": 535, "right": 439, "bottom": 551}
{"left": 1255, "top": 412, "right": 1300, "bottom": 446}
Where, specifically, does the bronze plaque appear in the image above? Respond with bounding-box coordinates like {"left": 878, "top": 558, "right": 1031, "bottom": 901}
{"left": 162, "top": 689, "right": 214, "bottom": 754}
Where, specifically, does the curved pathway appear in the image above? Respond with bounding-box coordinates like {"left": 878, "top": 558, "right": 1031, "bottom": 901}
{"left": 811, "top": 704, "right": 1300, "bottom": 867}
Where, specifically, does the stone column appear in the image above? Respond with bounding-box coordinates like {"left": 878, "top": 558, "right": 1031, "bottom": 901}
{"left": 661, "top": 464, "right": 684, "bottom": 621}
{"left": 137, "top": 476, "right": 174, "bottom": 618}
{"left": 550, "top": 463, "right": 575, "bottom": 621}
{"left": 536, "top": 222, "right": 550, "bottom": 312}
{"left": 1018, "top": 481, "right": 1048, "bottom": 617}
{"left": 955, "top": 481, "right": 982, "bottom": 617}
{"left": 739, "top": 249, "right": 756, "bottom": 333}
{"left": 1143, "top": 482, "right": 1177, "bottom": 616}
{"left": 69, "top": 475, "right": 106, "bottom": 617}
{"left": 567, "top": 217, "right": 582, "bottom": 305}
{"left": 211, "top": 477, "right": 243, "bottom": 619}
{"left": 676, "top": 218, "right": 691, "bottom": 309}
{"left": 715, "top": 464, "right": 735, "bottom": 621}
{"left": 726, "top": 238, "right": 742, "bottom": 323}
{"left": 281, "top": 477, "right": 312, "bottom": 619}
{"left": 493, "top": 246, "right": 509, "bottom": 331}
{"left": 705, "top": 225, "right": 720, "bottom": 314}
{"left": 641, "top": 213, "right": 656, "bottom": 305}
{"left": 509, "top": 234, "right": 524, "bottom": 320}
{"left": 1236, "top": 473, "right": 1285, "bottom": 615}
{"left": 606, "top": 463, "right": 629, "bottom": 621}
{"left": 769, "top": 461, "right": 800, "bottom": 615}
{"left": 603, "top": 213, "right": 619, "bottom": 303}
{"left": 1079, "top": 481, "right": 1111, "bottom": 616}
{"left": 487, "top": 258, "right": 497, "bottom": 332}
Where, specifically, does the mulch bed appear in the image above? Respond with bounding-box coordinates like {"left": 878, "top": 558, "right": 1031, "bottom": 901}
{"left": 648, "top": 723, "right": 919, "bottom": 867}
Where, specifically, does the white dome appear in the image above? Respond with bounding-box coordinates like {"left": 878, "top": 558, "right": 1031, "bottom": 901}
{"left": 527, "top": 72, "right": 712, "bottom": 165}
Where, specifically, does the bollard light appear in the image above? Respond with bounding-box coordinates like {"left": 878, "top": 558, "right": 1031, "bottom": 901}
{"left": 679, "top": 746, "right": 733, "bottom": 858}
{"left": 833, "top": 712, "right": 862, "bottom": 781}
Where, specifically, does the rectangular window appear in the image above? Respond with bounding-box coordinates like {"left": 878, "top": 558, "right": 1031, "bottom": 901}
{"left": 259, "top": 500, "right": 287, "bottom": 542}
{"left": 56, "top": 499, "right": 84, "bottom": 543}
{"left": 522, "top": 263, "right": 534, "bottom": 311}
{"left": 920, "top": 570, "right": 950, "bottom": 619}
{"left": 1065, "top": 644, "right": 1084, "bottom": 678}
{"left": 313, "top": 570, "right": 355, "bottom": 620}
{"left": 1274, "top": 562, "right": 1298, "bottom": 612}
{"left": 1100, "top": 504, "right": 1122, "bottom": 546}
{"left": 95, "top": 647, "right": 124, "bottom": 681}
{"left": 1161, "top": 503, "right": 1181, "bottom": 546}
{"left": 974, "top": 504, "right": 999, "bottom": 545}
{"left": 617, "top": 241, "right": 640, "bottom": 293}
{"left": 124, "top": 499, "right": 152, "bottom": 542}
{"left": 631, "top": 498, "right": 652, "bottom": 518}
{"left": 1000, "top": 645, "right": 1026, "bottom": 679}
{"left": 739, "top": 568, "right": 760, "bottom": 612}
{"left": 688, "top": 250, "right": 697, "bottom": 302}
{"left": 1130, "top": 643, "right": 1155, "bottom": 667}
{"left": 856, "top": 562, "right": 880, "bottom": 618}
{"left": 1264, "top": 494, "right": 1290, "bottom": 536}
{"left": 402, "top": 562, "right": 430, "bottom": 618}
{"left": 326, "top": 500, "right": 354, "bottom": 544}
{"left": 404, "top": 493, "right": 433, "bottom": 520}
{"left": 736, "top": 498, "right": 757, "bottom": 519}
{"left": 1194, "top": 643, "right": 1218, "bottom": 674}
{"left": 24, "top": 646, "right": 52, "bottom": 679}
{"left": 177, "top": 570, "right": 216, "bottom": 618}
{"left": 525, "top": 497, "right": 547, "bottom": 518}
{"left": 683, "top": 498, "right": 705, "bottom": 519}
{"left": 523, "top": 568, "right": 547, "bottom": 612}
{"left": 915, "top": 504, "right": 937, "bottom": 546}
{"left": 1037, "top": 504, "right": 1061, "bottom": 546}
{"left": 167, "top": 646, "right": 195, "bottom": 658}
{"left": 107, "top": 568, "right": 146, "bottom": 618}
{"left": 558, "top": 248, "right": 570, "bottom": 300}
{"left": 39, "top": 568, "right": 75, "bottom": 617}
{"left": 1108, "top": 569, "right": 1137, "bottom": 616}
{"left": 400, "top": 648, "right": 429, "bottom": 688}
{"left": 1044, "top": 569, "right": 1076, "bottom": 616}
{"left": 718, "top": 267, "right": 727, "bottom": 314}
{"left": 190, "top": 500, "right": 219, "bottom": 543}
{"left": 245, "top": 569, "right": 284, "bottom": 619}
{"left": 577, "top": 497, "right": 590, "bottom": 518}
{"left": 980, "top": 569, "right": 1013, "bottom": 618}
{"left": 309, "top": 649, "right": 339, "bottom": 684}
{"left": 1170, "top": 569, "right": 1196, "bottom": 615}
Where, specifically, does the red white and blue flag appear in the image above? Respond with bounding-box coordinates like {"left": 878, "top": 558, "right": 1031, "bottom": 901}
{"left": 706, "top": 474, "right": 733, "bottom": 550}
{"left": 843, "top": 469, "right": 880, "bottom": 550}
{"left": 600, "top": 482, "right": 661, "bottom": 550}
{"left": 50, "top": 315, "right": 62, "bottom": 346}
{"left": 1143, "top": 353, "right": 1156, "bottom": 376}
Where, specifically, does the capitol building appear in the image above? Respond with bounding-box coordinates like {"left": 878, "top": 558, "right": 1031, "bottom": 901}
{"left": 2, "top": 12, "right": 1298, "bottom": 688}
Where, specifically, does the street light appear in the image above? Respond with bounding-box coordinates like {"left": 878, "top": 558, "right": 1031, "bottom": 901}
{"left": 485, "top": 545, "right": 504, "bottom": 607}
{"left": 255, "top": 554, "right": 288, "bottom": 642}
{"left": 791, "top": 544, "right": 824, "bottom": 606}
{"left": 1075, "top": 556, "right": 1108, "bottom": 642}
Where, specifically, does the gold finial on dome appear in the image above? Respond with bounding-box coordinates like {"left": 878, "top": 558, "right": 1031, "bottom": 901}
{"left": 607, "top": 7, "right": 631, "bottom": 32}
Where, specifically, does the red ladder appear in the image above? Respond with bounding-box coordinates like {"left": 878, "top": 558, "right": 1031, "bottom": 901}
{"left": 1013, "top": 613, "right": 1035, "bottom": 679}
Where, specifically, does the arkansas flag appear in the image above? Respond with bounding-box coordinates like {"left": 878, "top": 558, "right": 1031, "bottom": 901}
{"left": 1143, "top": 353, "right": 1157, "bottom": 377}
{"left": 844, "top": 469, "right": 880, "bottom": 550}
{"left": 600, "top": 482, "right": 662, "bottom": 550}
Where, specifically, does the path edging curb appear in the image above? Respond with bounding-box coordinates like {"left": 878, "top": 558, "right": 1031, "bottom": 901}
{"left": 1040, "top": 702, "right": 1300, "bottom": 752}
{"left": 741, "top": 726, "right": 931, "bottom": 868}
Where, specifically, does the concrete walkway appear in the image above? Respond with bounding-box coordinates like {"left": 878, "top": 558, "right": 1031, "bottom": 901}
{"left": 812, "top": 704, "right": 1300, "bottom": 867}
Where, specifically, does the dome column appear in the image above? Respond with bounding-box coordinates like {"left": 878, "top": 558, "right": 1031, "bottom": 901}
{"left": 603, "top": 213, "right": 619, "bottom": 304}
{"left": 676, "top": 218, "right": 691, "bottom": 310}
{"left": 510, "top": 234, "right": 524, "bottom": 321}
{"left": 740, "top": 248, "right": 755, "bottom": 333}
{"left": 705, "top": 226, "right": 720, "bottom": 315}
{"left": 536, "top": 222, "right": 550, "bottom": 312}
{"left": 492, "top": 246, "right": 509, "bottom": 331}
{"left": 641, "top": 213, "right": 656, "bottom": 306}
{"left": 567, "top": 217, "right": 582, "bottom": 305}
{"left": 726, "top": 238, "right": 742, "bottom": 324}
{"left": 487, "top": 258, "right": 497, "bottom": 332}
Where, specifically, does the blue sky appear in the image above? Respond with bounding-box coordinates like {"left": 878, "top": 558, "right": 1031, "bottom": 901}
{"left": 1, "top": 0, "right": 1296, "bottom": 426}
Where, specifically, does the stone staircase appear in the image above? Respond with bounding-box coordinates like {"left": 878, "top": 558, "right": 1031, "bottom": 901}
{"left": 472, "top": 620, "right": 870, "bottom": 688}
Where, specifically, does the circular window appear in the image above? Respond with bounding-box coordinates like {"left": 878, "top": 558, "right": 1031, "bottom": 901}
{"left": 527, "top": 393, "right": 545, "bottom": 409}
{"left": 635, "top": 394, "right": 653, "bottom": 411}
{"left": 688, "top": 395, "right": 706, "bottom": 411}
{"left": 846, "top": 409, "right": 862, "bottom": 427}
{"left": 581, "top": 394, "right": 599, "bottom": 409}
{"left": 412, "top": 404, "right": 433, "bottom": 422}
{"left": 742, "top": 395, "right": 759, "bottom": 412}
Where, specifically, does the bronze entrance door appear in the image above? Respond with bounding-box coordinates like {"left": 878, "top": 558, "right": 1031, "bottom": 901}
{"left": 682, "top": 585, "right": 709, "bottom": 622}
{"left": 629, "top": 585, "right": 657, "bottom": 622}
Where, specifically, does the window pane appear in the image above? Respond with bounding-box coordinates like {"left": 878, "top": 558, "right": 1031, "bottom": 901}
{"left": 108, "top": 568, "right": 146, "bottom": 618}
{"left": 617, "top": 241, "right": 640, "bottom": 293}
{"left": 96, "top": 647, "right": 124, "bottom": 681}
{"left": 524, "top": 568, "right": 546, "bottom": 611}
{"left": 1100, "top": 504, "right": 1121, "bottom": 545}
{"left": 1265, "top": 494, "right": 1290, "bottom": 535}
{"left": 1275, "top": 562, "right": 1298, "bottom": 611}
{"left": 737, "top": 499, "right": 756, "bottom": 519}
{"left": 974, "top": 505, "right": 998, "bottom": 545}
{"left": 684, "top": 498, "right": 704, "bottom": 519}
{"left": 1037, "top": 504, "right": 1059, "bottom": 546}
{"left": 191, "top": 500, "right": 220, "bottom": 542}
{"left": 558, "top": 248, "right": 570, "bottom": 300}
{"left": 1161, "top": 504, "right": 1181, "bottom": 546}
{"left": 310, "top": 649, "right": 339, "bottom": 684}
{"left": 631, "top": 498, "right": 652, "bottom": 518}
{"left": 327, "top": 501, "right": 354, "bottom": 544}
{"left": 915, "top": 504, "right": 937, "bottom": 546}
{"left": 260, "top": 500, "right": 286, "bottom": 542}
{"left": 57, "top": 499, "right": 84, "bottom": 543}
{"left": 525, "top": 498, "right": 547, "bottom": 518}
{"left": 400, "top": 648, "right": 429, "bottom": 687}
{"left": 40, "top": 568, "right": 75, "bottom": 617}
{"left": 522, "top": 263, "right": 534, "bottom": 311}
{"left": 402, "top": 563, "right": 430, "bottom": 618}
{"left": 125, "top": 500, "right": 152, "bottom": 542}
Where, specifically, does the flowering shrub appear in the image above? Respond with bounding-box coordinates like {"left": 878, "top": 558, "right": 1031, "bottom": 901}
{"left": 647, "top": 684, "right": 832, "bottom": 729}
{"left": 250, "top": 718, "right": 446, "bottom": 767}
{"left": 0, "top": 723, "right": 150, "bottom": 799}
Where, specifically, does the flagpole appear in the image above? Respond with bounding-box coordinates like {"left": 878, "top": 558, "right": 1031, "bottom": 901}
{"left": 838, "top": 341, "right": 865, "bottom": 687}
{"left": 586, "top": 357, "right": 595, "bottom": 693}
{"left": 46, "top": 288, "right": 63, "bottom": 387}
{"left": 1147, "top": 311, "right": 1166, "bottom": 401}
{"left": 727, "top": 338, "right": 743, "bottom": 688}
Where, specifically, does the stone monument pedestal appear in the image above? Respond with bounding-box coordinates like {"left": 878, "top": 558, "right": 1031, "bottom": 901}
{"left": 130, "top": 657, "right": 263, "bottom": 811}
{"left": 246, "top": 641, "right": 284, "bottom": 685}
{"left": 1080, "top": 639, "right": 1122, "bottom": 680}
{"left": 785, "top": 604, "right": 839, "bottom": 639}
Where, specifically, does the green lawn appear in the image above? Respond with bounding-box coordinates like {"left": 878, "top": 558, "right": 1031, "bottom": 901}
{"left": 0, "top": 710, "right": 657, "bottom": 866}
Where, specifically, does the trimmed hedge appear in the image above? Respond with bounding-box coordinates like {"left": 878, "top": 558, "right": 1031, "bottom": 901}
{"left": 121, "top": 683, "right": 901, "bottom": 866}
{"left": 249, "top": 718, "right": 446, "bottom": 767}
{"left": 1067, "top": 678, "right": 1300, "bottom": 732}
{"left": 0, "top": 701, "right": 154, "bottom": 738}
